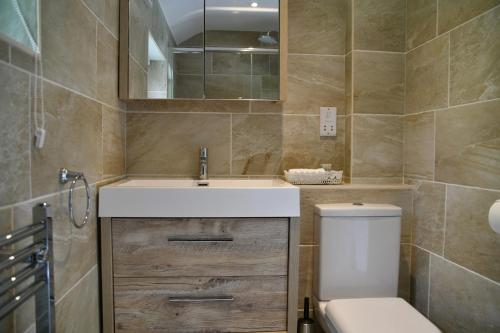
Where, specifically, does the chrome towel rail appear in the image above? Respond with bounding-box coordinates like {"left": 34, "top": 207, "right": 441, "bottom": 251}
{"left": 59, "top": 168, "right": 91, "bottom": 229}
{"left": 0, "top": 202, "right": 54, "bottom": 332}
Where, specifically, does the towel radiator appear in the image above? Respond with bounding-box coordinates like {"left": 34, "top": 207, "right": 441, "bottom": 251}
{"left": 0, "top": 203, "right": 55, "bottom": 332}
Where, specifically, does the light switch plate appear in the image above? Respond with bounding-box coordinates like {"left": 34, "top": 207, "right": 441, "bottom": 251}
{"left": 320, "top": 107, "right": 337, "bottom": 136}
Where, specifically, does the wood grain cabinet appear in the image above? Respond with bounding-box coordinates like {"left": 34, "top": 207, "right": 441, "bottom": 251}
{"left": 100, "top": 217, "right": 300, "bottom": 333}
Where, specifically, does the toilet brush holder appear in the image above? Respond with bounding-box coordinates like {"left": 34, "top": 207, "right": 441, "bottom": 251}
{"left": 298, "top": 297, "right": 315, "bottom": 333}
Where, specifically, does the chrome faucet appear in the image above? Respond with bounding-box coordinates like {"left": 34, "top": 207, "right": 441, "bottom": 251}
{"left": 199, "top": 146, "right": 208, "bottom": 180}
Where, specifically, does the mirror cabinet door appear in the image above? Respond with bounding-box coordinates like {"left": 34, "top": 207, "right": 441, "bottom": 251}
{"left": 122, "top": 0, "right": 282, "bottom": 101}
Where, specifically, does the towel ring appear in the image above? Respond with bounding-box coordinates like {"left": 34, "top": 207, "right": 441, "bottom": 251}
{"left": 59, "top": 168, "right": 91, "bottom": 229}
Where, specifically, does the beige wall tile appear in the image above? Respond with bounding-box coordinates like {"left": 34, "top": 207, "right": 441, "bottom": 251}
{"left": 449, "top": 6, "right": 500, "bottom": 105}
{"left": 300, "top": 188, "right": 413, "bottom": 244}
{"left": 42, "top": 0, "right": 97, "bottom": 97}
{"left": 211, "top": 53, "right": 251, "bottom": 75}
{"left": 298, "top": 245, "right": 314, "bottom": 308}
{"left": 288, "top": 0, "right": 346, "bottom": 55}
{"left": 410, "top": 246, "right": 430, "bottom": 316}
{"left": 352, "top": 115, "right": 403, "bottom": 179}
{"left": 352, "top": 51, "right": 404, "bottom": 114}
{"left": 31, "top": 81, "right": 102, "bottom": 197}
{"left": 97, "top": 24, "right": 119, "bottom": 108}
{"left": 437, "top": 0, "right": 500, "bottom": 34}
{"left": 232, "top": 115, "right": 283, "bottom": 175}
{"left": 55, "top": 266, "right": 100, "bottom": 333}
{"left": 0, "top": 63, "right": 30, "bottom": 206}
{"left": 127, "top": 99, "right": 250, "bottom": 113}
{"left": 398, "top": 244, "right": 411, "bottom": 301}
{"left": 444, "top": 185, "right": 500, "bottom": 282}
{"left": 405, "top": 34, "right": 449, "bottom": 114}
{"left": 344, "top": 116, "right": 352, "bottom": 179}
{"left": 406, "top": 0, "right": 437, "bottom": 50}
{"left": 13, "top": 186, "right": 98, "bottom": 301}
{"left": 0, "top": 38, "right": 9, "bottom": 62}
{"left": 128, "top": 0, "right": 150, "bottom": 71}
{"left": 403, "top": 112, "right": 435, "bottom": 180}
{"left": 102, "top": 106, "right": 125, "bottom": 178}
{"left": 126, "top": 113, "right": 231, "bottom": 175}
{"left": 429, "top": 255, "right": 500, "bottom": 332}
{"left": 282, "top": 116, "right": 345, "bottom": 172}
{"left": 435, "top": 99, "right": 500, "bottom": 190}
{"left": 10, "top": 45, "right": 37, "bottom": 73}
{"left": 103, "top": 0, "right": 119, "bottom": 37}
{"left": 284, "top": 55, "right": 345, "bottom": 115}
{"left": 353, "top": 0, "right": 405, "bottom": 52}
{"left": 205, "top": 74, "right": 252, "bottom": 99}
{"left": 250, "top": 101, "right": 283, "bottom": 114}
{"left": 412, "top": 181, "right": 446, "bottom": 254}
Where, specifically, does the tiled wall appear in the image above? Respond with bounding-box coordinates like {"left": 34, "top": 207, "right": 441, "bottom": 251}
{"left": 345, "top": 0, "right": 406, "bottom": 184}
{"left": 0, "top": 0, "right": 126, "bottom": 332}
{"left": 126, "top": 0, "right": 347, "bottom": 178}
{"left": 403, "top": 1, "right": 500, "bottom": 332}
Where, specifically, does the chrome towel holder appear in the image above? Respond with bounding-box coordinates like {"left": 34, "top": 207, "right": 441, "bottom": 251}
{"left": 59, "top": 168, "right": 91, "bottom": 228}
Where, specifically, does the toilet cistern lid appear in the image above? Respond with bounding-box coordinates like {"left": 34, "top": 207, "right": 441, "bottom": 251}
{"left": 315, "top": 203, "right": 402, "bottom": 217}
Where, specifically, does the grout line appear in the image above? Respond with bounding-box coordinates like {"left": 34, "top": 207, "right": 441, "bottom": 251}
{"left": 403, "top": 177, "right": 500, "bottom": 193}
{"left": 447, "top": 33, "right": 451, "bottom": 107}
{"left": 407, "top": 3, "right": 499, "bottom": 54}
{"left": 441, "top": 185, "right": 448, "bottom": 256}
{"left": 28, "top": 74, "right": 33, "bottom": 200}
{"left": 0, "top": 59, "right": 125, "bottom": 112}
{"left": 435, "top": 0, "right": 439, "bottom": 36}
{"left": 55, "top": 265, "right": 98, "bottom": 305}
{"left": 288, "top": 53, "right": 345, "bottom": 57}
{"left": 229, "top": 114, "right": 233, "bottom": 176}
{"left": 413, "top": 244, "right": 500, "bottom": 287}
{"left": 351, "top": 49, "right": 405, "bottom": 55}
{"left": 432, "top": 111, "right": 436, "bottom": 181}
{"left": 427, "top": 253, "right": 432, "bottom": 317}
{"left": 402, "top": 97, "right": 500, "bottom": 116}
{"left": 78, "top": 0, "right": 118, "bottom": 40}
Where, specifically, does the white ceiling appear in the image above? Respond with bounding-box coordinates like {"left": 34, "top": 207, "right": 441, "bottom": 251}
{"left": 160, "top": 0, "right": 279, "bottom": 44}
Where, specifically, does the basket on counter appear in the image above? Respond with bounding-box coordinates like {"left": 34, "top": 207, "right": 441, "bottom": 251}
{"left": 284, "top": 169, "right": 343, "bottom": 185}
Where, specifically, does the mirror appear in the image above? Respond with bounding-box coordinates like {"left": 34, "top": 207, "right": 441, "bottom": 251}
{"left": 0, "top": 0, "right": 40, "bottom": 54}
{"left": 123, "top": 0, "right": 282, "bottom": 101}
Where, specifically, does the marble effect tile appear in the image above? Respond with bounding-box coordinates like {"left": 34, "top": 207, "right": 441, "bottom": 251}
{"left": 0, "top": 63, "right": 30, "bottom": 206}
{"left": 352, "top": 115, "right": 403, "bottom": 179}
{"left": 444, "top": 185, "right": 500, "bottom": 282}
{"left": 429, "top": 255, "right": 500, "bottom": 332}
{"left": 412, "top": 181, "right": 446, "bottom": 254}
{"left": 410, "top": 246, "right": 430, "bottom": 316}
{"left": 127, "top": 99, "right": 250, "bottom": 113}
{"left": 352, "top": 51, "right": 404, "bottom": 114}
{"left": 353, "top": 0, "right": 405, "bottom": 52}
{"left": 97, "top": 24, "right": 119, "bottom": 108}
{"left": 42, "top": 0, "right": 97, "bottom": 97}
{"left": 55, "top": 266, "right": 100, "bottom": 333}
{"left": 435, "top": 99, "right": 500, "bottom": 190}
{"left": 437, "top": 0, "right": 500, "bottom": 34}
{"left": 406, "top": 0, "right": 437, "bottom": 50}
{"left": 126, "top": 113, "right": 231, "bottom": 176}
{"left": 398, "top": 244, "right": 411, "bottom": 301}
{"left": 449, "top": 6, "right": 500, "bottom": 105}
{"left": 232, "top": 115, "right": 283, "bottom": 175}
{"left": 31, "top": 81, "right": 102, "bottom": 197}
{"left": 282, "top": 115, "right": 345, "bottom": 172}
{"left": 102, "top": 106, "right": 125, "bottom": 178}
{"left": 284, "top": 55, "right": 345, "bottom": 115}
{"left": 403, "top": 112, "right": 435, "bottom": 180}
{"left": 405, "top": 34, "right": 449, "bottom": 114}
{"left": 298, "top": 245, "right": 314, "bottom": 308}
{"left": 288, "top": 0, "right": 346, "bottom": 55}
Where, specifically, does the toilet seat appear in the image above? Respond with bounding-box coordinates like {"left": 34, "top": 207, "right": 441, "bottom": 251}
{"left": 319, "top": 298, "right": 440, "bottom": 333}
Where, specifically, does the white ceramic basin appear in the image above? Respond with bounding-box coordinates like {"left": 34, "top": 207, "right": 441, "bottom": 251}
{"left": 98, "top": 178, "right": 300, "bottom": 217}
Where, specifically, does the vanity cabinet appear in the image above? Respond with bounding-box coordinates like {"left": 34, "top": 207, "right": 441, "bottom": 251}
{"left": 101, "top": 217, "right": 299, "bottom": 333}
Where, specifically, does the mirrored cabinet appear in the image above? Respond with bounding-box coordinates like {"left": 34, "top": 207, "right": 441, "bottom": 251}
{"left": 120, "top": 0, "right": 287, "bottom": 101}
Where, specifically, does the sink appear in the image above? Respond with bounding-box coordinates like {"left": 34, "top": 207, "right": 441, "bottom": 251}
{"left": 99, "top": 178, "right": 300, "bottom": 218}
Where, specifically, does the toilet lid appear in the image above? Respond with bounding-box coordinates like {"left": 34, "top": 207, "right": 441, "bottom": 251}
{"left": 325, "top": 298, "right": 441, "bottom": 333}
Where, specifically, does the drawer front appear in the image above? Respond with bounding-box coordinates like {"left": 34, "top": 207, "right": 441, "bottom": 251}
{"left": 114, "top": 276, "right": 288, "bottom": 333}
{"left": 112, "top": 218, "right": 289, "bottom": 277}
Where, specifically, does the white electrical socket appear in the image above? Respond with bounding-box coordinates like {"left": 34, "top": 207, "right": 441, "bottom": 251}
{"left": 320, "top": 107, "right": 337, "bottom": 137}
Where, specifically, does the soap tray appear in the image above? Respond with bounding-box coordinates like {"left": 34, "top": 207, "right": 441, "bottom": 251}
{"left": 284, "top": 170, "right": 343, "bottom": 185}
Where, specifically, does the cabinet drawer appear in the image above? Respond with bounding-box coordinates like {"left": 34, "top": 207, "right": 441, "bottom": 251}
{"left": 114, "top": 276, "right": 287, "bottom": 333}
{"left": 112, "top": 218, "right": 289, "bottom": 277}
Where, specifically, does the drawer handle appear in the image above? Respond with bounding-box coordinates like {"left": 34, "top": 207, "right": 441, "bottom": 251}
{"left": 168, "top": 295, "right": 234, "bottom": 303}
{"left": 167, "top": 235, "right": 234, "bottom": 242}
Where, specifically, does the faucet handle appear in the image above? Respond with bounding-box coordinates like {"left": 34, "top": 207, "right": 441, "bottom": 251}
{"left": 200, "top": 146, "right": 208, "bottom": 158}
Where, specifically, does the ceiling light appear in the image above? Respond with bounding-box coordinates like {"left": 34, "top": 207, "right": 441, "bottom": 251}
{"left": 251, "top": 2, "right": 258, "bottom": 7}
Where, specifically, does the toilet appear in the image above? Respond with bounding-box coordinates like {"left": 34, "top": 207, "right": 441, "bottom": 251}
{"left": 313, "top": 203, "right": 440, "bottom": 333}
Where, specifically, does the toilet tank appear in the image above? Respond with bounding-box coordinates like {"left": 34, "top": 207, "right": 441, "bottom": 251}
{"left": 313, "top": 203, "right": 402, "bottom": 301}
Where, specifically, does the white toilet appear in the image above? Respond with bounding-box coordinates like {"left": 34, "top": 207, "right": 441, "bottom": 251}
{"left": 313, "top": 203, "right": 441, "bottom": 333}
